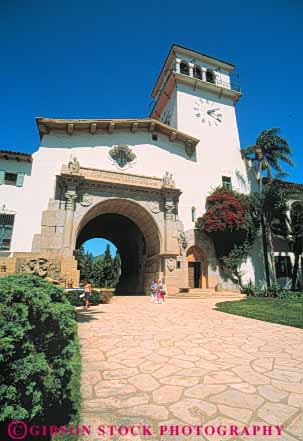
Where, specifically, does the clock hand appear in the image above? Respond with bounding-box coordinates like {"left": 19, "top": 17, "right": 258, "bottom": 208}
{"left": 207, "top": 108, "right": 220, "bottom": 114}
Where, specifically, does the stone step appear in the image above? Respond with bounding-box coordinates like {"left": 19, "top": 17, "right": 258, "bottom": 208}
{"left": 167, "top": 291, "right": 245, "bottom": 299}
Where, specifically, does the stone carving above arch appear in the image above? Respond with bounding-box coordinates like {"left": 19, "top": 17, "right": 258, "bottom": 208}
{"left": 109, "top": 144, "right": 136, "bottom": 169}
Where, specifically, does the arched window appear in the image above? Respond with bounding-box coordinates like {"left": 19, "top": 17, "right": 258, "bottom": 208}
{"left": 180, "top": 61, "right": 189, "bottom": 76}
{"left": 191, "top": 206, "right": 196, "bottom": 223}
{"left": 193, "top": 65, "right": 202, "bottom": 80}
{"left": 206, "top": 69, "right": 216, "bottom": 84}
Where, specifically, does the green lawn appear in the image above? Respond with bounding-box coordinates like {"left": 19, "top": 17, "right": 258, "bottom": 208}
{"left": 215, "top": 298, "right": 303, "bottom": 329}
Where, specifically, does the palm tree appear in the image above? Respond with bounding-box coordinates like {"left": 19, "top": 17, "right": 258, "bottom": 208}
{"left": 242, "top": 128, "right": 293, "bottom": 287}
{"left": 289, "top": 202, "right": 303, "bottom": 290}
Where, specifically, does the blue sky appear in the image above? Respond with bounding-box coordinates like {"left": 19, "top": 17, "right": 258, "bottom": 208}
{"left": 1, "top": 1, "right": 302, "bottom": 254}
{"left": 83, "top": 238, "right": 117, "bottom": 256}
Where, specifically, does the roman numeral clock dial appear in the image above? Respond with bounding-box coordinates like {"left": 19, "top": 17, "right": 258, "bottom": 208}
{"left": 193, "top": 99, "right": 223, "bottom": 126}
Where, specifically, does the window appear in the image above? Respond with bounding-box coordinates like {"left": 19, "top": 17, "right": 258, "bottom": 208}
{"left": 5, "top": 172, "right": 17, "bottom": 186}
{"left": 206, "top": 69, "right": 216, "bottom": 84}
{"left": 180, "top": 61, "right": 189, "bottom": 76}
{"left": 177, "top": 261, "right": 181, "bottom": 269}
{"left": 0, "top": 214, "right": 15, "bottom": 251}
{"left": 152, "top": 134, "right": 158, "bottom": 141}
{"left": 275, "top": 256, "right": 292, "bottom": 278}
{"left": 191, "top": 206, "right": 196, "bottom": 222}
{"left": 193, "top": 65, "right": 202, "bottom": 80}
{"left": 222, "top": 176, "right": 232, "bottom": 190}
{"left": 0, "top": 171, "right": 25, "bottom": 187}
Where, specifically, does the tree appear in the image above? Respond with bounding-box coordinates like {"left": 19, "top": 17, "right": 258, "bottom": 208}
{"left": 76, "top": 246, "right": 94, "bottom": 283}
{"left": 77, "top": 243, "right": 121, "bottom": 288}
{"left": 242, "top": 128, "right": 294, "bottom": 184}
{"left": 242, "top": 128, "right": 293, "bottom": 287}
{"left": 221, "top": 243, "right": 250, "bottom": 289}
{"left": 112, "top": 252, "right": 121, "bottom": 286}
{"left": 102, "top": 244, "right": 114, "bottom": 288}
{"left": 260, "top": 182, "right": 288, "bottom": 286}
{"left": 92, "top": 256, "right": 105, "bottom": 287}
{"left": 288, "top": 202, "right": 303, "bottom": 290}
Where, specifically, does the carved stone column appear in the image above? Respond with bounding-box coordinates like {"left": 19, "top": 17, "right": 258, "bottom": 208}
{"left": 189, "top": 62, "right": 194, "bottom": 78}
{"left": 175, "top": 58, "right": 181, "bottom": 74}
{"left": 201, "top": 67, "right": 207, "bottom": 82}
{"left": 164, "top": 197, "right": 176, "bottom": 252}
{"left": 63, "top": 190, "right": 77, "bottom": 255}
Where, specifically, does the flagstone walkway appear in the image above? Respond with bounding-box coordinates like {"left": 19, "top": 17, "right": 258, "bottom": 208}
{"left": 78, "top": 296, "right": 303, "bottom": 441}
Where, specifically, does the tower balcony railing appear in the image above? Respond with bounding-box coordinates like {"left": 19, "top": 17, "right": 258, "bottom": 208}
{"left": 215, "top": 77, "right": 241, "bottom": 93}
{"left": 176, "top": 70, "right": 241, "bottom": 93}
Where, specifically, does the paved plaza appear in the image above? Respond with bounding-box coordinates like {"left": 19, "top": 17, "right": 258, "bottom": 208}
{"left": 78, "top": 296, "right": 303, "bottom": 441}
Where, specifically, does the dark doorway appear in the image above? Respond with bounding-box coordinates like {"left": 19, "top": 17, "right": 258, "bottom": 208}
{"left": 188, "top": 261, "right": 202, "bottom": 288}
{"left": 76, "top": 213, "right": 146, "bottom": 294}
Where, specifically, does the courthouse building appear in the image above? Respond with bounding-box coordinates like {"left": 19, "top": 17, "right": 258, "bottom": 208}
{"left": 0, "top": 44, "right": 294, "bottom": 293}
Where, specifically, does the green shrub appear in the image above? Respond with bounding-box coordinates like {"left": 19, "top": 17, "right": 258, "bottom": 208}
{"left": 242, "top": 281, "right": 303, "bottom": 300}
{"left": 277, "top": 290, "right": 303, "bottom": 300}
{"left": 242, "top": 282, "right": 264, "bottom": 297}
{"left": 65, "top": 289, "right": 103, "bottom": 306}
{"left": 0, "top": 274, "right": 79, "bottom": 427}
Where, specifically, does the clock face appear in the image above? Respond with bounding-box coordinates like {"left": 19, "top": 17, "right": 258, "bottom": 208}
{"left": 193, "top": 98, "right": 223, "bottom": 126}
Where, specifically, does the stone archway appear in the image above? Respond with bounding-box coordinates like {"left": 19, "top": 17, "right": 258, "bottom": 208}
{"left": 74, "top": 199, "right": 162, "bottom": 294}
{"left": 28, "top": 163, "right": 183, "bottom": 293}
{"left": 186, "top": 245, "right": 208, "bottom": 289}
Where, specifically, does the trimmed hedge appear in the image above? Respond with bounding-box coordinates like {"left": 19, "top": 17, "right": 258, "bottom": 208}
{"left": 65, "top": 289, "right": 113, "bottom": 306}
{"left": 0, "top": 274, "right": 80, "bottom": 428}
{"left": 65, "top": 289, "right": 103, "bottom": 306}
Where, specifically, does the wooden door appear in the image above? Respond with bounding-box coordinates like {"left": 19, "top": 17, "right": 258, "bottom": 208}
{"left": 188, "top": 262, "right": 195, "bottom": 288}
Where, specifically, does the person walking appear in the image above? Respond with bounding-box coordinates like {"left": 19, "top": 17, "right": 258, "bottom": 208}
{"left": 150, "top": 279, "right": 157, "bottom": 303}
{"left": 83, "top": 280, "right": 92, "bottom": 310}
{"left": 156, "top": 279, "right": 165, "bottom": 304}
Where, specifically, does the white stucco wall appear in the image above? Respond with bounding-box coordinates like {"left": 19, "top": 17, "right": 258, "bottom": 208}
{"left": 175, "top": 84, "right": 250, "bottom": 214}
{"left": 159, "top": 89, "right": 177, "bottom": 128}
{"left": 3, "top": 75, "right": 251, "bottom": 264}
{"left": 0, "top": 159, "right": 33, "bottom": 253}
{"left": 2, "top": 45, "right": 257, "bottom": 286}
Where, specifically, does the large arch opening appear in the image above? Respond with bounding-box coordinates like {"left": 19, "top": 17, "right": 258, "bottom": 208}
{"left": 74, "top": 199, "right": 161, "bottom": 295}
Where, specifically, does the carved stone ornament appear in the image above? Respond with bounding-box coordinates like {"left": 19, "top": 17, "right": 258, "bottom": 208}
{"left": 68, "top": 157, "right": 80, "bottom": 174}
{"left": 80, "top": 192, "right": 93, "bottom": 207}
{"left": 19, "top": 258, "right": 64, "bottom": 282}
{"left": 164, "top": 198, "right": 176, "bottom": 220}
{"left": 65, "top": 190, "right": 77, "bottom": 210}
{"left": 162, "top": 171, "right": 175, "bottom": 188}
{"left": 178, "top": 231, "right": 188, "bottom": 250}
{"left": 109, "top": 144, "right": 136, "bottom": 169}
{"left": 167, "top": 257, "right": 176, "bottom": 272}
{"left": 150, "top": 201, "right": 160, "bottom": 214}
{"left": 185, "top": 142, "right": 194, "bottom": 158}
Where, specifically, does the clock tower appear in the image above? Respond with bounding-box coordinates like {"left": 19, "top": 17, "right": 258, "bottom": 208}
{"left": 150, "top": 45, "right": 249, "bottom": 210}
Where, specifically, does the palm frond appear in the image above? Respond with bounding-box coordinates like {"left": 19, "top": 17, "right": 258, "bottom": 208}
{"left": 275, "top": 171, "right": 290, "bottom": 179}
{"left": 241, "top": 145, "right": 256, "bottom": 157}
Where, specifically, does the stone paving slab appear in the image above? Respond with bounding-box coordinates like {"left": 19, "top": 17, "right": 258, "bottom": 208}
{"left": 78, "top": 297, "right": 303, "bottom": 440}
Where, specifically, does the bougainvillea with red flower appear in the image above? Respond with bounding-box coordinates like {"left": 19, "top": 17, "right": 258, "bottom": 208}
{"left": 196, "top": 187, "right": 259, "bottom": 258}
{"left": 199, "top": 189, "right": 249, "bottom": 233}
